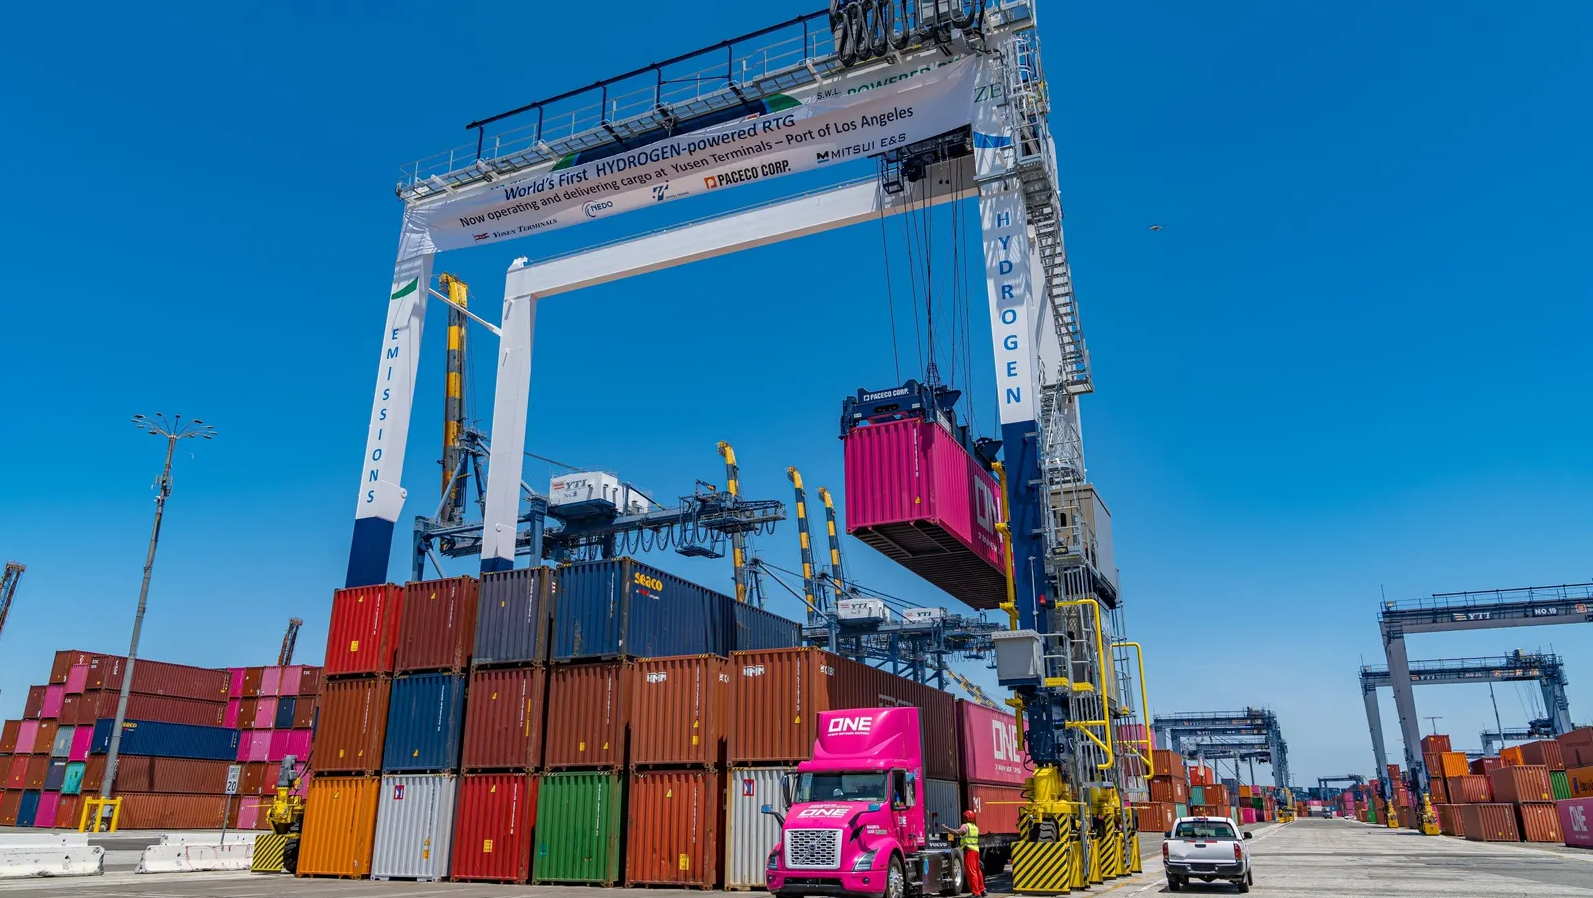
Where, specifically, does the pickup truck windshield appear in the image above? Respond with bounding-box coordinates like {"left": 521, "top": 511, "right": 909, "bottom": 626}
{"left": 1174, "top": 821, "right": 1238, "bottom": 840}
{"left": 796, "top": 772, "right": 890, "bottom": 803}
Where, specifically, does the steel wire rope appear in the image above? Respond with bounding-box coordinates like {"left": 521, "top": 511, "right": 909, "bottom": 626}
{"left": 877, "top": 181, "right": 903, "bottom": 382}
{"left": 900, "top": 186, "right": 927, "bottom": 375}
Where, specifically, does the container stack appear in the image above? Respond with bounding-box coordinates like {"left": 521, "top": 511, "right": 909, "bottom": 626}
{"left": 1145, "top": 750, "right": 1189, "bottom": 830}
{"left": 955, "top": 699, "right": 1029, "bottom": 867}
{"left": 371, "top": 575, "right": 478, "bottom": 882}
{"left": 453, "top": 568, "right": 555, "bottom": 885}
{"left": 1561, "top": 727, "right": 1593, "bottom": 850}
{"left": 299, "top": 583, "right": 404, "bottom": 878}
{"left": 228, "top": 663, "right": 322, "bottom": 830}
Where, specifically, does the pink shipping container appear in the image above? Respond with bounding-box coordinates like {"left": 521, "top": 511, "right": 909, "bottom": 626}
{"left": 1241, "top": 807, "right": 1257, "bottom": 825}
{"left": 65, "top": 665, "right": 88, "bottom": 694}
{"left": 238, "top": 731, "right": 271, "bottom": 763}
{"left": 261, "top": 667, "right": 281, "bottom": 697}
{"left": 33, "top": 792, "right": 59, "bottom": 829}
{"left": 280, "top": 666, "right": 303, "bottom": 696}
{"left": 842, "top": 415, "right": 1006, "bottom": 610}
{"left": 1560, "top": 797, "right": 1593, "bottom": 848}
{"left": 957, "top": 700, "right": 1029, "bottom": 786}
{"left": 41, "top": 686, "right": 65, "bottom": 718}
{"left": 15, "top": 720, "right": 37, "bottom": 754}
{"left": 68, "top": 727, "right": 92, "bottom": 762}
{"left": 224, "top": 699, "right": 241, "bottom": 729}
{"left": 267, "top": 729, "right": 291, "bottom": 762}
{"left": 287, "top": 729, "right": 312, "bottom": 760}
{"left": 228, "top": 668, "right": 246, "bottom": 699}
{"left": 253, "top": 698, "right": 278, "bottom": 730}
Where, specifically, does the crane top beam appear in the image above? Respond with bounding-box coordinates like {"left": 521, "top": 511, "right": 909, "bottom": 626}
{"left": 1359, "top": 652, "right": 1565, "bottom": 689}
{"left": 1380, "top": 583, "right": 1593, "bottom": 635}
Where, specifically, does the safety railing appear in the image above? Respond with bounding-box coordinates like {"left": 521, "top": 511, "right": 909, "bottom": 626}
{"left": 1380, "top": 582, "right": 1593, "bottom": 615}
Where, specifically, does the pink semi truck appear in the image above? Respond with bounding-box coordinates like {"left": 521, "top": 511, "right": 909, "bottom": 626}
{"left": 764, "top": 707, "right": 968, "bottom": 898}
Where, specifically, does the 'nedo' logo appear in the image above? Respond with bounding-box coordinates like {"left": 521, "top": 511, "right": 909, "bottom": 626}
{"left": 583, "top": 200, "right": 615, "bottom": 219}
{"left": 827, "top": 716, "right": 873, "bottom": 735}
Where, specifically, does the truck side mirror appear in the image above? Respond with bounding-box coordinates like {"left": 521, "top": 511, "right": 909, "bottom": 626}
{"left": 781, "top": 774, "right": 796, "bottom": 809}
{"left": 761, "top": 804, "right": 785, "bottom": 826}
{"left": 1243, "top": 832, "right": 1253, "bottom": 840}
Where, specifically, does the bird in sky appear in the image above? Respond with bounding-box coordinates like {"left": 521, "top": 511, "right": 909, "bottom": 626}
{"left": 1148, "top": 225, "right": 1164, "bottom": 231}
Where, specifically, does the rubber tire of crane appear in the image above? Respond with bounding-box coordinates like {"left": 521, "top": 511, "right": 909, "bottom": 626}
{"left": 282, "top": 838, "right": 300, "bottom": 875}
{"left": 940, "top": 849, "right": 965, "bottom": 896}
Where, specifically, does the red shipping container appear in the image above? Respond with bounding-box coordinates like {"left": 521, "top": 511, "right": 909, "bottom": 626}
{"left": 1436, "top": 803, "right": 1465, "bottom": 837}
{"left": 23, "top": 686, "right": 45, "bottom": 719}
{"left": 1189, "top": 766, "right": 1215, "bottom": 787}
{"left": 1519, "top": 740, "right": 1564, "bottom": 771}
{"left": 5, "top": 755, "right": 27, "bottom": 789}
{"left": 957, "top": 701, "right": 1028, "bottom": 786}
{"left": 51, "top": 650, "right": 92, "bottom": 685}
{"left": 83, "top": 657, "right": 229, "bottom": 702}
{"left": 1204, "top": 785, "right": 1230, "bottom": 807}
{"left": 324, "top": 584, "right": 405, "bottom": 677}
{"left": 1560, "top": 728, "right": 1593, "bottom": 769}
{"left": 315, "top": 677, "right": 391, "bottom": 774}
{"left": 117, "top": 793, "right": 229, "bottom": 829}
{"left": 841, "top": 416, "right": 1005, "bottom": 610}
{"left": 1428, "top": 778, "right": 1448, "bottom": 804}
{"left": 1516, "top": 803, "right": 1562, "bottom": 842}
{"left": 25, "top": 756, "right": 48, "bottom": 789}
{"left": 1560, "top": 796, "right": 1593, "bottom": 848}
{"left": 544, "top": 662, "right": 631, "bottom": 769}
{"left": 81, "top": 756, "right": 235, "bottom": 794}
{"left": 461, "top": 667, "right": 546, "bottom": 771}
{"left": 967, "top": 783, "right": 1025, "bottom": 835}
{"left": 1470, "top": 757, "right": 1503, "bottom": 776}
{"left": 1489, "top": 765, "right": 1554, "bottom": 804}
{"left": 1449, "top": 775, "right": 1492, "bottom": 803}
{"left": 56, "top": 794, "right": 82, "bottom": 829}
{"left": 728, "top": 648, "right": 958, "bottom": 779}
{"left": 452, "top": 773, "right": 538, "bottom": 883}
{"left": 395, "top": 576, "right": 479, "bottom": 673}
{"left": 625, "top": 770, "right": 721, "bottom": 888}
{"left": 1420, "top": 734, "right": 1452, "bottom": 755}
{"left": 630, "top": 656, "right": 729, "bottom": 768}
{"left": 1463, "top": 804, "right": 1520, "bottom": 842}
{"left": 0, "top": 720, "right": 17, "bottom": 753}
{"left": 64, "top": 692, "right": 226, "bottom": 728}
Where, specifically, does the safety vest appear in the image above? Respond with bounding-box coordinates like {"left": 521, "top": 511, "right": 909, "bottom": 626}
{"left": 961, "top": 823, "right": 980, "bottom": 851}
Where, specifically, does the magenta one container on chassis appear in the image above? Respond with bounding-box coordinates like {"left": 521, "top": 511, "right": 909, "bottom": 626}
{"left": 957, "top": 700, "right": 1029, "bottom": 786}
{"left": 843, "top": 418, "right": 1006, "bottom": 609}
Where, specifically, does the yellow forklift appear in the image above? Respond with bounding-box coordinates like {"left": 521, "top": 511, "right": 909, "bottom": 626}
{"left": 251, "top": 756, "right": 305, "bottom": 874}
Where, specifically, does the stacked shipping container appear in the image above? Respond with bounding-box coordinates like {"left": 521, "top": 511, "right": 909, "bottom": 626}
{"left": 228, "top": 663, "right": 320, "bottom": 830}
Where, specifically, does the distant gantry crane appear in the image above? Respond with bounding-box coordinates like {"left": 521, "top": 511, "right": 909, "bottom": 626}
{"left": 1153, "top": 709, "right": 1292, "bottom": 789}
{"left": 0, "top": 562, "right": 24, "bottom": 650}
{"left": 278, "top": 618, "right": 303, "bottom": 666}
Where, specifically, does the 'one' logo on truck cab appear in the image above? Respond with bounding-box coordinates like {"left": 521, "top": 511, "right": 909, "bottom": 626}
{"left": 828, "top": 716, "right": 874, "bottom": 735}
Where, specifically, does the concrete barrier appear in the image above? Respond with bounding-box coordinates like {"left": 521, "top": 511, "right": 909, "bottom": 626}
{"left": 135, "top": 833, "right": 259, "bottom": 874}
{"left": 0, "top": 834, "right": 105, "bottom": 878}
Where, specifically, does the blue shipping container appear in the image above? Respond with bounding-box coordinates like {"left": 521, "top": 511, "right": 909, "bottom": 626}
{"left": 44, "top": 759, "right": 67, "bottom": 792}
{"left": 382, "top": 673, "right": 466, "bottom": 772}
{"left": 90, "top": 719, "right": 240, "bottom": 762}
{"left": 17, "top": 791, "right": 39, "bottom": 827}
{"left": 275, "top": 696, "right": 297, "bottom": 729}
{"left": 554, "top": 559, "right": 729, "bottom": 661}
{"left": 730, "top": 600, "right": 803, "bottom": 651}
{"left": 474, "top": 567, "right": 556, "bottom": 667}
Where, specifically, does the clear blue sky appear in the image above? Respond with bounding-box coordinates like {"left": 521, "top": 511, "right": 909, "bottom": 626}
{"left": 1, "top": 2, "right": 1588, "bottom": 786}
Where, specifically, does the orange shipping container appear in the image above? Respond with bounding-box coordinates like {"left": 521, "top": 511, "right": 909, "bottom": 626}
{"left": 1518, "top": 740, "right": 1564, "bottom": 771}
{"left": 1136, "top": 802, "right": 1176, "bottom": 835}
{"left": 461, "top": 667, "right": 546, "bottom": 771}
{"left": 117, "top": 793, "right": 230, "bottom": 829}
{"left": 1516, "top": 803, "right": 1561, "bottom": 842}
{"left": 1461, "top": 803, "right": 1520, "bottom": 842}
{"left": 297, "top": 775, "right": 381, "bottom": 878}
{"left": 625, "top": 770, "right": 721, "bottom": 888}
{"left": 544, "top": 662, "right": 631, "bottom": 769}
{"left": 1567, "top": 765, "right": 1593, "bottom": 798}
{"left": 1438, "top": 752, "right": 1471, "bottom": 778}
{"left": 452, "top": 773, "right": 538, "bottom": 884}
{"left": 1488, "top": 765, "right": 1554, "bottom": 804}
{"left": 1448, "top": 775, "right": 1491, "bottom": 803}
{"left": 631, "top": 655, "right": 729, "bottom": 768}
{"left": 315, "top": 677, "right": 391, "bottom": 775}
{"left": 1188, "top": 766, "right": 1215, "bottom": 787}
{"left": 727, "top": 648, "right": 959, "bottom": 780}
{"left": 1420, "top": 734, "right": 1452, "bottom": 755}
{"left": 324, "top": 584, "right": 406, "bottom": 678}
{"left": 1149, "top": 777, "right": 1189, "bottom": 804}
{"left": 395, "top": 576, "right": 479, "bottom": 673}
{"left": 1500, "top": 746, "right": 1525, "bottom": 767}
{"left": 1151, "top": 750, "right": 1185, "bottom": 782}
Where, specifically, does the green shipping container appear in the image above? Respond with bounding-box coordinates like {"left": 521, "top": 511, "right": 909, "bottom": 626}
{"left": 1189, "top": 786, "right": 1205, "bottom": 805}
{"left": 1173, "top": 803, "right": 1189, "bottom": 818}
{"left": 534, "top": 771, "right": 622, "bottom": 885}
{"left": 1551, "top": 770, "right": 1571, "bottom": 801}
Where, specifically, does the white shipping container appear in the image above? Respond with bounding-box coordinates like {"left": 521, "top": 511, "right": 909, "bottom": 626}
{"left": 548, "top": 471, "right": 654, "bottom": 514}
{"left": 724, "top": 766, "right": 796, "bottom": 890}
{"left": 836, "top": 598, "right": 891, "bottom": 621}
{"left": 371, "top": 773, "right": 457, "bottom": 882}
{"left": 902, "top": 607, "right": 947, "bottom": 623}
{"left": 923, "top": 778, "right": 961, "bottom": 845}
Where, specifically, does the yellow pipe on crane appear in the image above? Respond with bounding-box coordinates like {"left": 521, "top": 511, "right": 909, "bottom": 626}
{"left": 1111, "top": 640, "right": 1154, "bottom": 778}
{"left": 1058, "top": 598, "right": 1114, "bottom": 771}
{"left": 991, "top": 461, "right": 1020, "bottom": 631}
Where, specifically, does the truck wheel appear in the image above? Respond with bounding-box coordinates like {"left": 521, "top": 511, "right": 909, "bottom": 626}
{"left": 1236, "top": 876, "right": 1250, "bottom": 893}
{"left": 1167, "top": 875, "right": 1182, "bottom": 892}
{"left": 940, "top": 850, "right": 964, "bottom": 896}
{"left": 887, "top": 857, "right": 906, "bottom": 898}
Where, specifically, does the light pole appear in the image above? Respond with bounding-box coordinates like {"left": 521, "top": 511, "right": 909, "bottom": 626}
{"left": 100, "top": 414, "right": 216, "bottom": 806}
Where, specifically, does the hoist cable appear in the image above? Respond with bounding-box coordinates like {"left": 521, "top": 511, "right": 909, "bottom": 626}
{"left": 877, "top": 185, "right": 902, "bottom": 383}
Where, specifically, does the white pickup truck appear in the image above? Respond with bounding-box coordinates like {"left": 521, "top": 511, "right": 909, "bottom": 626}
{"left": 1161, "top": 816, "right": 1254, "bottom": 892}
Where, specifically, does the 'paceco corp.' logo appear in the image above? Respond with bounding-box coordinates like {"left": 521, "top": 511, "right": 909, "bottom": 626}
{"left": 583, "top": 200, "right": 615, "bottom": 218}
{"left": 827, "top": 715, "right": 874, "bottom": 735}
{"left": 703, "top": 159, "right": 791, "bottom": 190}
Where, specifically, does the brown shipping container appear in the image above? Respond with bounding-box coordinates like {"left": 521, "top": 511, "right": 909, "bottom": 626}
{"left": 0, "top": 791, "right": 17, "bottom": 826}
{"left": 544, "top": 662, "right": 631, "bottom": 769}
{"left": 25, "top": 755, "right": 48, "bottom": 789}
{"left": 728, "top": 648, "right": 959, "bottom": 780}
{"left": 300, "top": 666, "right": 324, "bottom": 696}
{"left": 51, "top": 650, "right": 92, "bottom": 685}
{"left": 297, "top": 775, "right": 381, "bottom": 878}
{"left": 238, "top": 697, "right": 259, "bottom": 730}
{"left": 315, "top": 677, "right": 392, "bottom": 774}
{"left": 118, "top": 793, "right": 230, "bottom": 829}
{"left": 64, "top": 691, "right": 225, "bottom": 728}
{"left": 84, "top": 656, "right": 229, "bottom": 701}
{"left": 1151, "top": 750, "right": 1185, "bottom": 781}
{"left": 1561, "top": 728, "right": 1593, "bottom": 769}
{"left": 626, "top": 770, "right": 721, "bottom": 888}
{"left": 56, "top": 795, "right": 82, "bottom": 829}
{"left": 0, "top": 720, "right": 17, "bottom": 753}
{"left": 1204, "top": 785, "right": 1229, "bottom": 807}
{"left": 1489, "top": 765, "right": 1554, "bottom": 804}
{"left": 293, "top": 697, "right": 317, "bottom": 729}
{"left": 1516, "top": 803, "right": 1562, "bottom": 842}
{"left": 1448, "top": 775, "right": 1492, "bottom": 803}
{"left": 1518, "top": 740, "right": 1564, "bottom": 771}
{"left": 1428, "top": 777, "right": 1448, "bottom": 804}
{"left": 82, "top": 756, "right": 233, "bottom": 794}
{"left": 240, "top": 763, "right": 266, "bottom": 796}
{"left": 462, "top": 667, "right": 546, "bottom": 771}
{"left": 1461, "top": 803, "right": 1520, "bottom": 842}
{"left": 1436, "top": 803, "right": 1465, "bottom": 837}
{"left": 396, "top": 576, "right": 479, "bottom": 673}
{"left": 33, "top": 720, "right": 57, "bottom": 756}
{"left": 1149, "top": 777, "right": 1189, "bottom": 804}
{"left": 242, "top": 667, "right": 265, "bottom": 698}
{"left": 24, "top": 686, "right": 46, "bottom": 719}
{"left": 1420, "top": 734, "right": 1452, "bottom": 755}
{"left": 631, "top": 655, "right": 729, "bottom": 768}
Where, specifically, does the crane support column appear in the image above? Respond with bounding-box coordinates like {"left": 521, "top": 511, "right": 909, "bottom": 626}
{"left": 481, "top": 260, "right": 540, "bottom": 573}
{"left": 1383, "top": 630, "right": 1425, "bottom": 789}
{"left": 1363, "top": 683, "right": 1391, "bottom": 794}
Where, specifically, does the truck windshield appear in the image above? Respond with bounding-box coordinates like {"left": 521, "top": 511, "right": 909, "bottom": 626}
{"left": 1174, "top": 820, "right": 1237, "bottom": 840}
{"left": 796, "top": 772, "right": 890, "bottom": 803}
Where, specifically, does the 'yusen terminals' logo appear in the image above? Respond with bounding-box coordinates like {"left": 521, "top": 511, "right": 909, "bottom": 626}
{"left": 390, "top": 278, "right": 419, "bottom": 301}
{"left": 583, "top": 200, "right": 615, "bottom": 219}
{"left": 473, "top": 233, "right": 490, "bottom": 242}
{"left": 827, "top": 715, "right": 874, "bottom": 735}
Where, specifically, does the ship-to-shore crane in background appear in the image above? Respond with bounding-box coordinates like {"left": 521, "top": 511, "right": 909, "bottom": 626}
{"left": 278, "top": 618, "right": 303, "bottom": 666}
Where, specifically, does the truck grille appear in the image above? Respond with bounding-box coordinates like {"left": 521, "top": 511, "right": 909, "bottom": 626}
{"left": 785, "top": 829, "right": 843, "bottom": 870}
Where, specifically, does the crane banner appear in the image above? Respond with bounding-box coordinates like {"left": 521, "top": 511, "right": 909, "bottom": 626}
{"left": 397, "top": 55, "right": 979, "bottom": 258}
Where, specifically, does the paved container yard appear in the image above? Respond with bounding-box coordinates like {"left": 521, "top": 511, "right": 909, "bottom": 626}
{"left": 1, "top": 819, "right": 1587, "bottom": 897}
